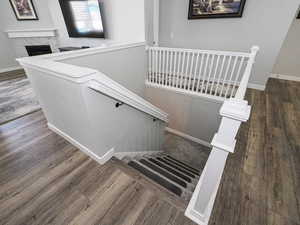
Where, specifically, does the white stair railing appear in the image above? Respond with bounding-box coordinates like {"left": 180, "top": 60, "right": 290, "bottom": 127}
{"left": 146, "top": 46, "right": 259, "bottom": 225}
{"left": 146, "top": 46, "right": 259, "bottom": 101}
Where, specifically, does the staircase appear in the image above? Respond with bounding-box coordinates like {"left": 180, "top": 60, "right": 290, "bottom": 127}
{"left": 123, "top": 153, "right": 201, "bottom": 202}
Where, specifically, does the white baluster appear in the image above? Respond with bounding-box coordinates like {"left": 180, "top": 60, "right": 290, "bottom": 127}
{"left": 155, "top": 49, "right": 159, "bottom": 83}
{"left": 158, "top": 49, "right": 162, "bottom": 85}
{"left": 200, "top": 54, "right": 210, "bottom": 93}
{"left": 184, "top": 52, "right": 190, "bottom": 89}
{"left": 215, "top": 55, "right": 226, "bottom": 96}
{"left": 173, "top": 51, "right": 178, "bottom": 88}
{"left": 165, "top": 50, "right": 169, "bottom": 86}
{"left": 176, "top": 52, "right": 182, "bottom": 88}
{"left": 220, "top": 55, "right": 232, "bottom": 97}
{"left": 187, "top": 52, "right": 195, "bottom": 90}
{"left": 162, "top": 50, "right": 165, "bottom": 85}
{"left": 205, "top": 54, "right": 215, "bottom": 94}
{"left": 192, "top": 53, "right": 200, "bottom": 91}
{"left": 224, "top": 56, "right": 238, "bottom": 98}
{"left": 230, "top": 56, "right": 245, "bottom": 98}
{"left": 180, "top": 51, "right": 186, "bottom": 88}
{"left": 169, "top": 51, "right": 173, "bottom": 87}
{"left": 196, "top": 53, "right": 205, "bottom": 92}
{"left": 209, "top": 54, "right": 220, "bottom": 95}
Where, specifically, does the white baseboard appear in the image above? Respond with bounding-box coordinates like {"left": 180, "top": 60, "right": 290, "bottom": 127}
{"left": 166, "top": 127, "right": 212, "bottom": 148}
{"left": 0, "top": 66, "right": 22, "bottom": 74}
{"left": 114, "top": 150, "right": 163, "bottom": 160}
{"left": 48, "top": 123, "right": 114, "bottom": 165}
{"left": 248, "top": 83, "right": 266, "bottom": 91}
{"left": 270, "top": 73, "right": 300, "bottom": 82}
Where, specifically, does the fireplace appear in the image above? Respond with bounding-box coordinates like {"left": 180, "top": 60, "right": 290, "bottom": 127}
{"left": 25, "top": 45, "right": 52, "bottom": 56}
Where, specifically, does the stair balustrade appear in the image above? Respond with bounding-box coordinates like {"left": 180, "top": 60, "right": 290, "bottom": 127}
{"left": 146, "top": 46, "right": 259, "bottom": 102}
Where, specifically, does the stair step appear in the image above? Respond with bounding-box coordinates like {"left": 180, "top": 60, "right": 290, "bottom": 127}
{"left": 147, "top": 158, "right": 193, "bottom": 183}
{"left": 128, "top": 161, "right": 183, "bottom": 196}
{"left": 161, "top": 156, "right": 201, "bottom": 176}
{"left": 155, "top": 157, "right": 198, "bottom": 178}
{"left": 139, "top": 159, "right": 188, "bottom": 188}
{"left": 164, "top": 155, "right": 201, "bottom": 173}
{"left": 111, "top": 157, "right": 188, "bottom": 209}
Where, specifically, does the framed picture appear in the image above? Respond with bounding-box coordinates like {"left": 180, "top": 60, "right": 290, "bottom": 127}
{"left": 9, "top": 0, "right": 38, "bottom": 21}
{"left": 188, "top": 0, "right": 246, "bottom": 19}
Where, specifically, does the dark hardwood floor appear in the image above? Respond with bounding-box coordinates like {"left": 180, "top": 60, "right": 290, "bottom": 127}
{"left": 0, "top": 69, "right": 25, "bottom": 82}
{"left": 0, "top": 73, "right": 40, "bottom": 125}
{"left": 0, "top": 78, "right": 299, "bottom": 225}
{"left": 0, "top": 111, "right": 196, "bottom": 225}
{"left": 210, "top": 78, "right": 300, "bottom": 225}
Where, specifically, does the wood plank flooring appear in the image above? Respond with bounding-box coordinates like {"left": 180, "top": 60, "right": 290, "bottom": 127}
{"left": 0, "top": 76, "right": 40, "bottom": 125}
{"left": 0, "top": 69, "right": 25, "bottom": 82}
{"left": 0, "top": 111, "right": 196, "bottom": 225}
{"left": 0, "top": 78, "right": 299, "bottom": 225}
{"left": 209, "top": 78, "right": 300, "bottom": 225}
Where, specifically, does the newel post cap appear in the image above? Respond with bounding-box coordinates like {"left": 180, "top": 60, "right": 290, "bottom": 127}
{"left": 220, "top": 99, "right": 251, "bottom": 122}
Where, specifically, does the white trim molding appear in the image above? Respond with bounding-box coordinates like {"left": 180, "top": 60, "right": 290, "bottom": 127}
{"left": 48, "top": 123, "right": 114, "bottom": 165}
{"left": 6, "top": 28, "right": 57, "bottom": 38}
{"left": 40, "top": 41, "right": 146, "bottom": 61}
{"left": 248, "top": 83, "right": 266, "bottom": 91}
{"left": 270, "top": 73, "right": 300, "bottom": 82}
{"left": 166, "top": 127, "right": 212, "bottom": 148}
{"left": 0, "top": 66, "right": 22, "bottom": 74}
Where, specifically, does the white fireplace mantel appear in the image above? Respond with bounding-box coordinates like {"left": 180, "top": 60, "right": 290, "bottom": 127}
{"left": 6, "top": 28, "right": 57, "bottom": 38}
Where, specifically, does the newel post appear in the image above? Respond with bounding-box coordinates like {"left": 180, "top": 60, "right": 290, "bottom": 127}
{"left": 211, "top": 98, "right": 251, "bottom": 153}
{"left": 185, "top": 98, "right": 251, "bottom": 225}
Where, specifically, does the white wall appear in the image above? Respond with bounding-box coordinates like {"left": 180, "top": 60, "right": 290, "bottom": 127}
{"left": 273, "top": 19, "right": 300, "bottom": 78}
{"left": 61, "top": 45, "right": 147, "bottom": 96}
{"left": 0, "top": 0, "right": 54, "bottom": 71}
{"left": 0, "top": 24, "right": 18, "bottom": 71}
{"left": 48, "top": 0, "right": 145, "bottom": 47}
{"left": 145, "top": 87, "right": 222, "bottom": 143}
{"left": 158, "top": 0, "right": 299, "bottom": 87}
{"left": 0, "top": 0, "right": 146, "bottom": 71}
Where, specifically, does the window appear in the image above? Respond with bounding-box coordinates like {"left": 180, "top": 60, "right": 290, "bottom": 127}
{"left": 59, "top": 0, "right": 105, "bottom": 38}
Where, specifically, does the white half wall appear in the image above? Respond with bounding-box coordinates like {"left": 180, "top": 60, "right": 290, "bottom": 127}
{"left": 60, "top": 44, "right": 147, "bottom": 96}
{"left": 145, "top": 87, "right": 222, "bottom": 143}
{"left": 157, "top": 0, "right": 299, "bottom": 87}
{"left": 273, "top": 18, "right": 300, "bottom": 79}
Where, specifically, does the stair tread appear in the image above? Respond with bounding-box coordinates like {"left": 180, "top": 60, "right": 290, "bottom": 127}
{"left": 110, "top": 157, "right": 188, "bottom": 209}
{"left": 161, "top": 156, "right": 201, "bottom": 176}
{"left": 155, "top": 157, "right": 198, "bottom": 178}
{"left": 139, "top": 159, "right": 188, "bottom": 188}
{"left": 147, "top": 157, "right": 193, "bottom": 183}
{"left": 164, "top": 155, "right": 202, "bottom": 173}
{"left": 128, "top": 160, "right": 183, "bottom": 196}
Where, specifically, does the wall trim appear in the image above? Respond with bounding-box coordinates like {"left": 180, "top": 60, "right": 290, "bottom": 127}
{"left": 166, "top": 127, "right": 212, "bottom": 148}
{"left": 247, "top": 83, "right": 265, "bottom": 91}
{"left": 0, "top": 66, "right": 22, "bottom": 74}
{"left": 270, "top": 73, "right": 300, "bottom": 82}
{"left": 48, "top": 123, "right": 114, "bottom": 165}
{"left": 114, "top": 150, "right": 163, "bottom": 160}
{"left": 6, "top": 28, "right": 57, "bottom": 38}
{"left": 39, "top": 41, "right": 146, "bottom": 61}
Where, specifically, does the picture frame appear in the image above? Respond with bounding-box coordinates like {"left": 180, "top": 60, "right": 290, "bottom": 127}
{"left": 188, "top": 0, "right": 246, "bottom": 19}
{"left": 9, "top": 0, "right": 38, "bottom": 21}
